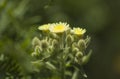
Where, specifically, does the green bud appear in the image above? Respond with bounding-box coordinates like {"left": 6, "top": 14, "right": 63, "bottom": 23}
{"left": 31, "top": 52, "right": 38, "bottom": 57}
{"left": 41, "top": 40, "right": 49, "bottom": 49}
{"left": 85, "top": 36, "right": 91, "bottom": 47}
{"left": 47, "top": 46, "right": 53, "bottom": 53}
{"left": 72, "top": 42, "right": 77, "bottom": 48}
{"left": 75, "top": 51, "right": 83, "bottom": 58}
{"left": 52, "top": 39, "right": 59, "bottom": 48}
{"left": 81, "top": 50, "right": 92, "bottom": 65}
{"left": 48, "top": 38, "right": 53, "bottom": 45}
{"left": 32, "top": 37, "right": 41, "bottom": 47}
{"left": 77, "top": 39, "right": 86, "bottom": 51}
{"left": 65, "top": 34, "right": 74, "bottom": 44}
{"left": 35, "top": 45, "right": 42, "bottom": 54}
{"left": 72, "top": 47, "right": 79, "bottom": 54}
{"left": 50, "top": 33, "right": 59, "bottom": 39}
{"left": 75, "top": 51, "right": 83, "bottom": 64}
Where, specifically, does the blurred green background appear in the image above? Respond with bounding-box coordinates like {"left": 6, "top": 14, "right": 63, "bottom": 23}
{"left": 0, "top": 0, "right": 120, "bottom": 79}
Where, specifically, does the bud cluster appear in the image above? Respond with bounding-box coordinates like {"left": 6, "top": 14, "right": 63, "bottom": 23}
{"left": 31, "top": 22, "right": 92, "bottom": 78}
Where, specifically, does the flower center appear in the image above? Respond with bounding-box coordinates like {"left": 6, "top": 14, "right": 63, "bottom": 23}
{"left": 75, "top": 29, "right": 82, "bottom": 34}
{"left": 53, "top": 25, "right": 65, "bottom": 31}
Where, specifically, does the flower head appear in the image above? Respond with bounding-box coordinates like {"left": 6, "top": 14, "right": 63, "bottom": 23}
{"left": 71, "top": 27, "right": 86, "bottom": 36}
{"left": 38, "top": 24, "right": 51, "bottom": 31}
{"left": 49, "top": 22, "right": 70, "bottom": 33}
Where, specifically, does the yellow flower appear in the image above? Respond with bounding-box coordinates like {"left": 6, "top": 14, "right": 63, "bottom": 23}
{"left": 71, "top": 27, "right": 86, "bottom": 36}
{"left": 38, "top": 24, "right": 51, "bottom": 31}
{"left": 49, "top": 22, "right": 69, "bottom": 33}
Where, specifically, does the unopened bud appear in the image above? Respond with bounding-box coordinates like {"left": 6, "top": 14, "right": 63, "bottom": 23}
{"left": 35, "top": 45, "right": 42, "bottom": 54}
{"left": 75, "top": 51, "right": 83, "bottom": 58}
{"left": 81, "top": 50, "right": 92, "bottom": 65}
{"left": 75, "top": 51, "right": 83, "bottom": 64}
{"left": 52, "top": 39, "right": 59, "bottom": 48}
{"left": 78, "top": 39, "right": 86, "bottom": 51}
{"left": 31, "top": 52, "right": 37, "bottom": 57}
{"left": 72, "top": 47, "right": 79, "bottom": 54}
{"left": 41, "top": 40, "right": 49, "bottom": 49}
{"left": 32, "top": 37, "right": 41, "bottom": 47}
{"left": 72, "top": 42, "right": 77, "bottom": 48}
{"left": 50, "top": 33, "right": 59, "bottom": 39}
{"left": 65, "top": 34, "right": 74, "bottom": 44}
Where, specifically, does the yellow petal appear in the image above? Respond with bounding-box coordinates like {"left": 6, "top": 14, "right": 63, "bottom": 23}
{"left": 38, "top": 24, "right": 50, "bottom": 31}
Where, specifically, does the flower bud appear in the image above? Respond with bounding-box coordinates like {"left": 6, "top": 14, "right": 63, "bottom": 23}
{"left": 81, "top": 50, "right": 92, "bottom": 65}
{"left": 72, "top": 47, "right": 79, "bottom": 54}
{"left": 47, "top": 46, "right": 53, "bottom": 54}
{"left": 72, "top": 42, "right": 77, "bottom": 48}
{"left": 85, "top": 36, "right": 91, "bottom": 47}
{"left": 35, "top": 45, "right": 42, "bottom": 54}
{"left": 65, "top": 34, "right": 74, "bottom": 44}
{"left": 32, "top": 37, "right": 41, "bottom": 47}
{"left": 75, "top": 51, "right": 83, "bottom": 64}
{"left": 75, "top": 51, "right": 83, "bottom": 58}
{"left": 50, "top": 33, "right": 59, "bottom": 39}
{"left": 31, "top": 52, "right": 37, "bottom": 57}
{"left": 52, "top": 39, "right": 59, "bottom": 48}
{"left": 48, "top": 38, "right": 52, "bottom": 45}
{"left": 77, "top": 39, "right": 86, "bottom": 51}
{"left": 41, "top": 40, "right": 49, "bottom": 49}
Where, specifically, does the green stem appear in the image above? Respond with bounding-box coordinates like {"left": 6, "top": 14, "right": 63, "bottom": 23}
{"left": 60, "top": 33, "right": 65, "bottom": 79}
{"left": 61, "top": 56, "right": 65, "bottom": 79}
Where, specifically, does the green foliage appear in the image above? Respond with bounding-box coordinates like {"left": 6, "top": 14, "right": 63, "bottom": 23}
{"left": 1, "top": 0, "right": 119, "bottom": 79}
{"left": 0, "top": 0, "right": 40, "bottom": 78}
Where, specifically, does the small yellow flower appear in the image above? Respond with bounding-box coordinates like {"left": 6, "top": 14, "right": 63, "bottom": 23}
{"left": 49, "top": 22, "right": 69, "bottom": 33}
{"left": 38, "top": 24, "right": 51, "bottom": 31}
{"left": 71, "top": 27, "right": 86, "bottom": 36}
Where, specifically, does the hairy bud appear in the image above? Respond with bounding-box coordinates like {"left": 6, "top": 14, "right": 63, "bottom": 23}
{"left": 32, "top": 37, "right": 41, "bottom": 47}
{"left": 35, "top": 45, "right": 42, "bottom": 54}
{"left": 75, "top": 51, "right": 83, "bottom": 64}
{"left": 65, "top": 34, "right": 74, "bottom": 44}
{"left": 78, "top": 39, "right": 86, "bottom": 51}
{"left": 76, "top": 51, "right": 83, "bottom": 58}
{"left": 41, "top": 40, "right": 49, "bottom": 49}
{"left": 72, "top": 47, "right": 79, "bottom": 54}
{"left": 52, "top": 39, "right": 59, "bottom": 48}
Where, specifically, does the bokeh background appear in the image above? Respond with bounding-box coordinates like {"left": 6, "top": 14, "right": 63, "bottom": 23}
{"left": 0, "top": 0, "right": 120, "bottom": 79}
